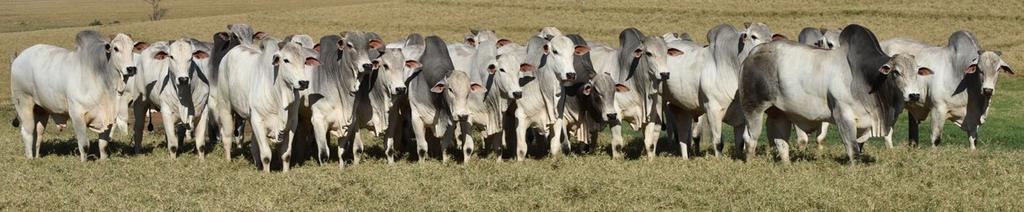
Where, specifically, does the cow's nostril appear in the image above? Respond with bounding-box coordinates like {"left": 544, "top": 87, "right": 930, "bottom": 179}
{"left": 458, "top": 114, "right": 469, "bottom": 120}
{"left": 512, "top": 91, "right": 523, "bottom": 99}
{"left": 177, "top": 77, "right": 189, "bottom": 85}
{"left": 395, "top": 87, "right": 407, "bottom": 95}
{"left": 298, "top": 81, "right": 310, "bottom": 90}
{"left": 126, "top": 67, "right": 138, "bottom": 76}
{"left": 660, "top": 72, "right": 670, "bottom": 80}
{"left": 566, "top": 72, "right": 577, "bottom": 80}
{"left": 908, "top": 93, "right": 920, "bottom": 101}
{"left": 362, "top": 63, "right": 373, "bottom": 70}
{"left": 606, "top": 113, "right": 618, "bottom": 120}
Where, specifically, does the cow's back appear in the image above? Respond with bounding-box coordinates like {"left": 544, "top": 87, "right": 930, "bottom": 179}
{"left": 11, "top": 44, "right": 77, "bottom": 112}
{"left": 217, "top": 46, "right": 261, "bottom": 118}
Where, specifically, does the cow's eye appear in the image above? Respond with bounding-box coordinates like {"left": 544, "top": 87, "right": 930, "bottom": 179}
{"left": 751, "top": 35, "right": 759, "bottom": 40}
{"left": 552, "top": 50, "right": 559, "bottom": 55}
{"left": 499, "top": 68, "right": 506, "bottom": 73}
{"left": 383, "top": 64, "right": 390, "bottom": 70}
{"left": 645, "top": 51, "right": 653, "bottom": 56}
{"left": 827, "top": 43, "right": 834, "bottom": 48}
{"left": 283, "top": 59, "right": 290, "bottom": 64}
{"left": 168, "top": 55, "right": 174, "bottom": 59}
{"left": 113, "top": 47, "right": 120, "bottom": 52}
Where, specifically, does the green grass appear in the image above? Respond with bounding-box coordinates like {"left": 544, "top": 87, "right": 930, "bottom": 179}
{"left": 1, "top": 0, "right": 1023, "bottom": 210}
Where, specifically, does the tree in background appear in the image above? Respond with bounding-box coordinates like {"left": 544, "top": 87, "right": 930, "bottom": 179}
{"left": 143, "top": 0, "right": 169, "bottom": 21}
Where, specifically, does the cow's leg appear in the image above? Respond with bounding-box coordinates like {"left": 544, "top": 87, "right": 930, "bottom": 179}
{"left": 410, "top": 117, "right": 429, "bottom": 163}
{"left": 765, "top": 112, "right": 792, "bottom": 164}
{"left": 310, "top": 112, "right": 331, "bottom": 164}
{"left": 131, "top": 98, "right": 148, "bottom": 155}
{"left": 741, "top": 103, "right": 770, "bottom": 162}
{"left": 795, "top": 125, "right": 810, "bottom": 151}
{"left": 908, "top": 113, "right": 920, "bottom": 147}
{"left": 833, "top": 109, "right": 859, "bottom": 164}
{"left": 352, "top": 133, "right": 363, "bottom": 165}
{"left": 70, "top": 113, "right": 91, "bottom": 161}
{"left": 672, "top": 110, "right": 694, "bottom": 160}
{"left": 461, "top": 122, "right": 475, "bottom": 163}
{"left": 33, "top": 111, "right": 50, "bottom": 158}
{"left": 515, "top": 120, "right": 529, "bottom": 161}
{"left": 161, "top": 109, "right": 180, "bottom": 158}
{"left": 250, "top": 122, "right": 271, "bottom": 173}
{"left": 966, "top": 125, "right": 979, "bottom": 150}
{"left": 441, "top": 127, "right": 455, "bottom": 163}
{"left": 642, "top": 122, "right": 660, "bottom": 161}
{"left": 214, "top": 107, "right": 235, "bottom": 161}
{"left": 817, "top": 123, "right": 829, "bottom": 151}
{"left": 693, "top": 115, "right": 705, "bottom": 152}
{"left": 192, "top": 106, "right": 211, "bottom": 159}
{"left": 610, "top": 123, "right": 624, "bottom": 159}
{"left": 928, "top": 106, "right": 947, "bottom": 147}
{"left": 385, "top": 120, "right": 400, "bottom": 165}
{"left": 14, "top": 100, "right": 37, "bottom": 158}
{"left": 549, "top": 119, "right": 565, "bottom": 157}
{"left": 98, "top": 126, "right": 113, "bottom": 160}
{"left": 282, "top": 130, "right": 295, "bottom": 172}
{"left": 883, "top": 128, "right": 894, "bottom": 149}
{"left": 704, "top": 104, "right": 727, "bottom": 157}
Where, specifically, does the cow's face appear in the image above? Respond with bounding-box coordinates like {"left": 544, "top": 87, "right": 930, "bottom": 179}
{"left": 432, "top": 71, "right": 484, "bottom": 122}
{"left": 492, "top": 54, "right": 523, "bottom": 100}
{"left": 375, "top": 48, "right": 409, "bottom": 96}
{"left": 546, "top": 36, "right": 580, "bottom": 82}
{"left": 167, "top": 40, "right": 199, "bottom": 87}
{"left": 274, "top": 43, "right": 319, "bottom": 91}
{"left": 340, "top": 32, "right": 383, "bottom": 76}
{"left": 109, "top": 33, "right": 138, "bottom": 79}
{"left": 583, "top": 72, "right": 629, "bottom": 122}
{"left": 637, "top": 37, "right": 671, "bottom": 81}
{"left": 740, "top": 22, "right": 778, "bottom": 47}
{"left": 817, "top": 30, "right": 841, "bottom": 50}
{"left": 880, "top": 54, "right": 932, "bottom": 103}
{"left": 969, "top": 51, "right": 1014, "bottom": 97}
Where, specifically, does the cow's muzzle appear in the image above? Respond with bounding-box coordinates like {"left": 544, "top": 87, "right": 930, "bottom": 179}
{"left": 908, "top": 93, "right": 921, "bottom": 102}
{"left": 982, "top": 88, "right": 994, "bottom": 97}
{"left": 394, "top": 87, "right": 407, "bottom": 95}
{"left": 566, "top": 72, "right": 577, "bottom": 80}
{"left": 457, "top": 114, "right": 469, "bottom": 121}
{"left": 512, "top": 91, "right": 523, "bottom": 99}
{"left": 361, "top": 63, "right": 374, "bottom": 72}
{"left": 297, "top": 80, "right": 310, "bottom": 90}
{"left": 660, "top": 72, "right": 670, "bottom": 80}
{"left": 126, "top": 66, "right": 137, "bottom": 76}
{"left": 177, "top": 77, "right": 190, "bottom": 85}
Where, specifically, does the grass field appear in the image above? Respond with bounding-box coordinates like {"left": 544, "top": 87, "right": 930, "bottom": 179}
{"left": 1, "top": 0, "right": 1023, "bottom": 210}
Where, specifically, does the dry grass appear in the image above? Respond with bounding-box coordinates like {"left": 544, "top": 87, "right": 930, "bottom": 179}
{"left": 1, "top": 0, "right": 1023, "bottom": 210}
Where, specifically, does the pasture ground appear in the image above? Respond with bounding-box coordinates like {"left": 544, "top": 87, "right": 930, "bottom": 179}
{"left": 1, "top": 0, "right": 1022, "bottom": 210}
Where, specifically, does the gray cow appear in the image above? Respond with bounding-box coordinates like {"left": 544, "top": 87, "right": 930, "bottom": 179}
{"left": 740, "top": 24, "right": 929, "bottom": 163}
{"left": 882, "top": 31, "right": 1013, "bottom": 149}
{"left": 407, "top": 36, "right": 483, "bottom": 163}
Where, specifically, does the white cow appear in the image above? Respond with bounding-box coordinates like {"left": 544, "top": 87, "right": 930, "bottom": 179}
{"left": 882, "top": 31, "right": 1013, "bottom": 149}
{"left": 11, "top": 30, "right": 137, "bottom": 160}
{"left": 512, "top": 32, "right": 581, "bottom": 160}
{"left": 127, "top": 40, "right": 206, "bottom": 158}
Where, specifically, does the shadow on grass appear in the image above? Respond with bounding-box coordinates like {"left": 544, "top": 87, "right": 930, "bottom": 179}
{"left": 38, "top": 137, "right": 155, "bottom": 160}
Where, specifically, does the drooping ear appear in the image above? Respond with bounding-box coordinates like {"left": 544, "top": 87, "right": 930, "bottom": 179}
{"left": 193, "top": 50, "right": 210, "bottom": 59}
{"left": 253, "top": 31, "right": 267, "bottom": 40}
{"left": 154, "top": 51, "right": 169, "bottom": 60}
{"left": 465, "top": 37, "right": 477, "bottom": 47}
{"left": 574, "top": 45, "right": 590, "bottom": 56}
{"left": 520, "top": 63, "right": 535, "bottom": 73}
{"left": 633, "top": 48, "right": 643, "bottom": 58}
{"left": 313, "top": 43, "right": 321, "bottom": 52}
{"left": 771, "top": 34, "right": 787, "bottom": 41}
{"left": 879, "top": 64, "right": 893, "bottom": 75}
{"left": 405, "top": 60, "right": 421, "bottom": 69}
{"left": 470, "top": 82, "right": 486, "bottom": 93}
{"left": 305, "top": 57, "right": 321, "bottom": 66}
{"left": 272, "top": 55, "right": 281, "bottom": 66}
{"left": 1000, "top": 61, "right": 1014, "bottom": 75}
{"left": 431, "top": 81, "right": 447, "bottom": 93}
{"left": 487, "top": 64, "right": 497, "bottom": 74}
{"left": 667, "top": 48, "right": 683, "bottom": 56}
{"left": 133, "top": 42, "right": 150, "bottom": 53}
{"left": 966, "top": 58, "right": 978, "bottom": 74}
{"left": 581, "top": 84, "right": 593, "bottom": 96}
{"left": 497, "top": 39, "right": 512, "bottom": 47}
{"left": 917, "top": 67, "right": 933, "bottom": 76}
{"left": 614, "top": 83, "right": 630, "bottom": 92}
{"left": 369, "top": 39, "right": 384, "bottom": 49}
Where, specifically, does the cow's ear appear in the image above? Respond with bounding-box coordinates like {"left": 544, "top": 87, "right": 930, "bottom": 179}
{"left": 464, "top": 37, "right": 476, "bottom": 47}
{"left": 305, "top": 57, "right": 320, "bottom": 66}
{"left": 543, "top": 44, "right": 550, "bottom": 55}
{"left": 582, "top": 85, "right": 593, "bottom": 96}
{"left": 193, "top": 50, "right": 210, "bottom": 59}
{"left": 105, "top": 44, "right": 112, "bottom": 53}
{"left": 574, "top": 45, "right": 590, "bottom": 56}
{"left": 879, "top": 64, "right": 893, "bottom": 75}
{"left": 771, "top": 34, "right": 787, "bottom": 41}
{"left": 487, "top": 64, "right": 497, "bottom": 74}
{"left": 431, "top": 81, "right": 447, "bottom": 93}
{"left": 133, "top": 42, "right": 150, "bottom": 53}
{"left": 1000, "top": 61, "right": 1014, "bottom": 75}
{"left": 633, "top": 48, "right": 643, "bottom": 58}
{"left": 917, "top": 67, "right": 933, "bottom": 76}
{"left": 497, "top": 39, "right": 512, "bottom": 47}
{"left": 313, "top": 43, "right": 321, "bottom": 52}
{"left": 405, "top": 60, "right": 421, "bottom": 69}
{"left": 470, "top": 82, "right": 486, "bottom": 93}
{"left": 154, "top": 51, "right": 168, "bottom": 60}
{"left": 369, "top": 39, "right": 384, "bottom": 49}
{"left": 253, "top": 31, "right": 267, "bottom": 40}
{"left": 273, "top": 55, "right": 281, "bottom": 66}
{"left": 615, "top": 84, "right": 630, "bottom": 92}
{"left": 520, "top": 64, "right": 535, "bottom": 73}
{"left": 966, "top": 59, "right": 979, "bottom": 74}
{"left": 667, "top": 48, "right": 683, "bottom": 56}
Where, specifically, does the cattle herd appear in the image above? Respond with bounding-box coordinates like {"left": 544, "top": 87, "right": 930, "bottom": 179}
{"left": 9, "top": 23, "right": 1014, "bottom": 172}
